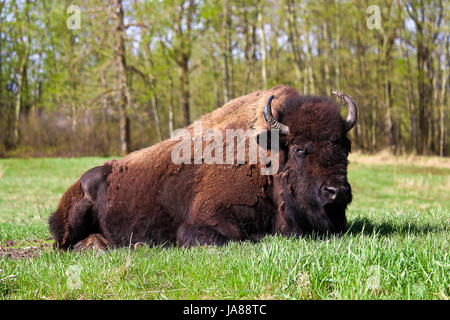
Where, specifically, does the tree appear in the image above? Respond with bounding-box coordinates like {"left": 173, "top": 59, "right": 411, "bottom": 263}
{"left": 405, "top": 0, "right": 445, "bottom": 155}
{"left": 257, "top": 0, "right": 268, "bottom": 89}
{"left": 111, "top": 0, "right": 132, "bottom": 155}
{"left": 160, "top": 0, "right": 201, "bottom": 127}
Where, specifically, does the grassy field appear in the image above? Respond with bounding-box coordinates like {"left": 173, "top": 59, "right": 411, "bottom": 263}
{"left": 0, "top": 154, "right": 449, "bottom": 299}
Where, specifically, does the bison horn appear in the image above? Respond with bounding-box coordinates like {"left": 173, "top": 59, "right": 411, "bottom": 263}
{"left": 332, "top": 90, "right": 357, "bottom": 132}
{"left": 263, "top": 95, "right": 290, "bottom": 135}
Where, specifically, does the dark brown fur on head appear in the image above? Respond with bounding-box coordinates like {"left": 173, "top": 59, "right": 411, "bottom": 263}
{"left": 270, "top": 92, "right": 353, "bottom": 235}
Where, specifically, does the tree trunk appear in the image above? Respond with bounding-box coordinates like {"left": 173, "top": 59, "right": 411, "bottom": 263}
{"left": 242, "top": 7, "right": 256, "bottom": 93}
{"left": 372, "top": 100, "right": 377, "bottom": 150}
{"left": 113, "top": 0, "right": 131, "bottom": 155}
{"left": 334, "top": 0, "right": 341, "bottom": 90}
{"left": 257, "top": 1, "right": 268, "bottom": 89}
{"left": 12, "top": 1, "right": 29, "bottom": 148}
{"left": 150, "top": 80, "right": 162, "bottom": 142}
{"left": 168, "top": 74, "right": 175, "bottom": 136}
{"left": 439, "top": 18, "right": 448, "bottom": 156}
{"left": 100, "top": 71, "right": 110, "bottom": 156}
{"left": 179, "top": 56, "right": 190, "bottom": 126}
{"left": 383, "top": 33, "right": 395, "bottom": 153}
{"left": 149, "top": 89, "right": 162, "bottom": 142}
{"left": 355, "top": 19, "right": 367, "bottom": 150}
{"left": 323, "top": 23, "right": 331, "bottom": 95}
{"left": 301, "top": 0, "right": 314, "bottom": 94}
{"left": 400, "top": 25, "right": 417, "bottom": 153}
{"left": 285, "top": 0, "right": 303, "bottom": 86}
{"left": 221, "top": 0, "right": 232, "bottom": 102}
{"left": 417, "top": 42, "right": 430, "bottom": 155}
{"left": 173, "top": 0, "right": 196, "bottom": 127}
{"left": 13, "top": 61, "right": 26, "bottom": 146}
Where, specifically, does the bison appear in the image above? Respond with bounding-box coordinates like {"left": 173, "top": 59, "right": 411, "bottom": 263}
{"left": 49, "top": 85, "right": 357, "bottom": 250}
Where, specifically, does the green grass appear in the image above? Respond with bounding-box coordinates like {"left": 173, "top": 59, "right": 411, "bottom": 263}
{"left": 0, "top": 156, "right": 449, "bottom": 299}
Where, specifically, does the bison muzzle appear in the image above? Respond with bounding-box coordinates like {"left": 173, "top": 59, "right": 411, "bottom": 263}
{"left": 49, "top": 85, "right": 357, "bottom": 250}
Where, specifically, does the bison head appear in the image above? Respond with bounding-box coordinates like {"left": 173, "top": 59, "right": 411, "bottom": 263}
{"left": 263, "top": 91, "right": 357, "bottom": 236}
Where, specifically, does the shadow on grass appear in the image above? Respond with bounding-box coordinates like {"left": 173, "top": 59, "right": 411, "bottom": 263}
{"left": 346, "top": 217, "right": 447, "bottom": 236}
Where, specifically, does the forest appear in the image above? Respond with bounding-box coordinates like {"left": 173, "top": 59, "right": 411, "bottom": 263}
{"left": 0, "top": 0, "right": 448, "bottom": 157}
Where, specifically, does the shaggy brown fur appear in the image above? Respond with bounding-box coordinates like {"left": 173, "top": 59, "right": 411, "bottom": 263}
{"left": 49, "top": 85, "right": 355, "bottom": 250}
{"left": 48, "top": 180, "right": 83, "bottom": 249}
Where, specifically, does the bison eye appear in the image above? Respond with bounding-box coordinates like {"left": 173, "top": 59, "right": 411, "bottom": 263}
{"left": 293, "top": 147, "right": 307, "bottom": 158}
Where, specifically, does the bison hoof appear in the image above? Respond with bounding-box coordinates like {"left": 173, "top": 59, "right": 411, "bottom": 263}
{"left": 132, "top": 242, "right": 146, "bottom": 249}
{"left": 73, "top": 234, "right": 111, "bottom": 252}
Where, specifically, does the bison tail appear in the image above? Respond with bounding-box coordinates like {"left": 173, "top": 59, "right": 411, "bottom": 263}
{"left": 49, "top": 180, "right": 84, "bottom": 250}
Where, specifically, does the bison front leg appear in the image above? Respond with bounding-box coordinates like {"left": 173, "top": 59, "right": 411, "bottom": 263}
{"left": 176, "top": 223, "right": 230, "bottom": 247}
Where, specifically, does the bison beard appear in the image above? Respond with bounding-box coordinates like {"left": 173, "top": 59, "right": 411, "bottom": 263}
{"left": 49, "top": 85, "right": 357, "bottom": 250}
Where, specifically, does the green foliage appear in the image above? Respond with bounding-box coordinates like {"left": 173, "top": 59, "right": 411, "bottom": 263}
{"left": 0, "top": 0, "right": 448, "bottom": 156}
